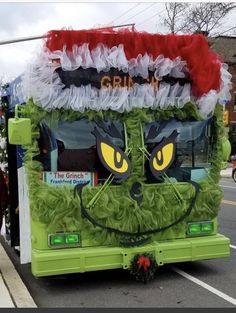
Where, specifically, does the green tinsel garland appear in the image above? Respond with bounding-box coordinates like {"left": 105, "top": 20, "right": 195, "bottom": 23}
{"left": 21, "top": 99, "right": 225, "bottom": 246}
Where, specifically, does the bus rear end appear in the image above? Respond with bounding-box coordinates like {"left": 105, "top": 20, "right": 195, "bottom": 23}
{"left": 9, "top": 28, "right": 231, "bottom": 279}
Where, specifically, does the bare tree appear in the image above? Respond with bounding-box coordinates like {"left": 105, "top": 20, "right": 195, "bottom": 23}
{"left": 161, "top": 2, "right": 236, "bottom": 36}
{"left": 184, "top": 3, "right": 236, "bottom": 35}
{"left": 162, "top": 3, "right": 189, "bottom": 34}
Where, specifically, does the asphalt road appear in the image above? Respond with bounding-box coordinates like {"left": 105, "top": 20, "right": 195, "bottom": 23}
{"left": 3, "top": 177, "right": 236, "bottom": 308}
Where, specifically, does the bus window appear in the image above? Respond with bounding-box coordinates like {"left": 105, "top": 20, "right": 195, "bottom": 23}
{"left": 144, "top": 118, "right": 213, "bottom": 183}
{"left": 35, "top": 119, "right": 125, "bottom": 184}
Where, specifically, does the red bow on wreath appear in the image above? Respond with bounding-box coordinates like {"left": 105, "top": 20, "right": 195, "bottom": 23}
{"left": 137, "top": 256, "right": 150, "bottom": 272}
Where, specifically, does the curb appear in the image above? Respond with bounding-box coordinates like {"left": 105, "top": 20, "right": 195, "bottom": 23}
{"left": 0, "top": 272, "right": 15, "bottom": 307}
{"left": 220, "top": 174, "right": 232, "bottom": 178}
{"left": 0, "top": 243, "right": 37, "bottom": 308}
{"left": 220, "top": 167, "right": 232, "bottom": 179}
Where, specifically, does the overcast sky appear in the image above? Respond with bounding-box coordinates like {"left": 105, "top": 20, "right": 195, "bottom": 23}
{"left": 0, "top": 2, "right": 235, "bottom": 81}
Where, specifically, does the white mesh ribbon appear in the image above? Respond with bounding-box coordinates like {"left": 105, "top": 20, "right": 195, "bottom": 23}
{"left": 22, "top": 43, "right": 232, "bottom": 118}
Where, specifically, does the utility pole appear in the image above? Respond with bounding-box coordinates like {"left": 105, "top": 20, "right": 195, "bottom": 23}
{"left": 0, "top": 23, "right": 135, "bottom": 46}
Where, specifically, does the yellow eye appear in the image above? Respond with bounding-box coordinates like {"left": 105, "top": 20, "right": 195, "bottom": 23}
{"left": 149, "top": 130, "right": 178, "bottom": 178}
{"left": 152, "top": 143, "right": 174, "bottom": 171}
{"left": 92, "top": 126, "right": 131, "bottom": 182}
{"left": 101, "top": 142, "right": 129, "bottom": 173}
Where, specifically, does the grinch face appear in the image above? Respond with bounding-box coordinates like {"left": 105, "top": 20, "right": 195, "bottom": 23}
{"left": 37, "top": 110, "right": 213, "bottom": 245}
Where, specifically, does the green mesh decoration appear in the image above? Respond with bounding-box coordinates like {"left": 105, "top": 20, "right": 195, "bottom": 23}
{"left": 22, "top": 99, "right": 224, "bottom": 246}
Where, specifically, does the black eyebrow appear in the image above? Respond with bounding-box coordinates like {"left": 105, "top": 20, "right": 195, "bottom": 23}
{"left": 94, "top": 120, "right": 124, "bottom": 140}
{"left": 145, "top": 121, "right": 168, "bottom": 141}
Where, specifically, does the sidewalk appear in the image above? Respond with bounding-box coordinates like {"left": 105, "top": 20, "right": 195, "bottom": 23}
{"left": 220, "top": 164, "right": 233, "bottom": 179}
{"left": 0, "top": 271, "right": 14, "bottom": 308}
{"left": 0, "top": 238, "right": 37, "bottom": 308}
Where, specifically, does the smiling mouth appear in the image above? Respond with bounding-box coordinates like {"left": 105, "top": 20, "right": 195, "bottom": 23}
{"left": 73, "top": 180, "right": 200, "bottom": 246}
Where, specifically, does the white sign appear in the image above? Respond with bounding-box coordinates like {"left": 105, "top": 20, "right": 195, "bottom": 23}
{"left": 43, "top": 171, "right": 96, "bottom": 186}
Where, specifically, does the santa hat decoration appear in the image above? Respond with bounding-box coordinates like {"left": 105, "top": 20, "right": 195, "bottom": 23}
{"left": 23, "top": 28, "right": 232, "bottom": 117}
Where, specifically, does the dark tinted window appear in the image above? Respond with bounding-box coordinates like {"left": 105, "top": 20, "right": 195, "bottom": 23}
{"left": 144, "top": 118, "right": 213, "bottom": 183}
{"left": 36, "top": 119, "right": 124, "bottom": 183}
{"left": 52, "top": 120, "right": 124, "bottom": 149}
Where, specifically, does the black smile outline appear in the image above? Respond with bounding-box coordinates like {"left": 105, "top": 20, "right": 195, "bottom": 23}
{"left": 74, "top": 180, "right": 200, "bottom": 238}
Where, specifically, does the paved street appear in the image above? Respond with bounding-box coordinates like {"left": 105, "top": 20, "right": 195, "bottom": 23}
{"left": 1, "top": 175, "right": 236, "bottom": 308}
{"left": 0, "top": 1, "right": 235, "bottom": 309}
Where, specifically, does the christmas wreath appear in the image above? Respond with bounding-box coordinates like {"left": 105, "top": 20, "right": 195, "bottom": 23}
{"left": 129, "top": 253, "right": 158, "bottom": 283}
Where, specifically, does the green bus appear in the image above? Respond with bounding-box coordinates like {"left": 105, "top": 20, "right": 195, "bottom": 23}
{"left": 7, "top": 28, "right": 232, "bottom": 281}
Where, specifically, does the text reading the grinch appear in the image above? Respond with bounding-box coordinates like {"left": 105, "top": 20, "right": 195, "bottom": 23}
{"left": 43, "top": 171, "right": 97, "bottom": 187}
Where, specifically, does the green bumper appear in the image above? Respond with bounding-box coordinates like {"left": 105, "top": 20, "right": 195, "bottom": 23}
{"left": 32, "top": 234, "right": 230, "bottom": 277}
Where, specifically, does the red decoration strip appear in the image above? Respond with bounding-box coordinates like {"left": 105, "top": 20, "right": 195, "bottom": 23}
{"left": 44, "top": 28, "right": 222, "bottom": 97}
